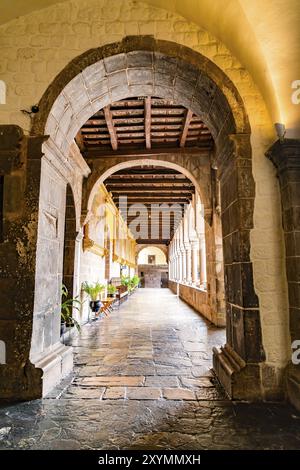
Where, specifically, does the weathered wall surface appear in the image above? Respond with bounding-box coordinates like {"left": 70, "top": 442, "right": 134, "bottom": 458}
{"left": 0, "top": 126, "right": 44, "bottom": 399}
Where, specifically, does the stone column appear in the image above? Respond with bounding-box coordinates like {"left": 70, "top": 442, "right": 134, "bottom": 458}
{"left": 0, "top": 126, "right": 58, "bottom": 401}
{"left": 175, "top": 241, "right": 180, "bottom": 281}
{"left": 191, "top": 240, "right": 199, "bottom": 284}
{"left": 199, "top": 237, "right": 207, "bottom": 288}
{"left": 266, "top": 138, "right": 300, "bottom": 410}
{"left": 213, "top": 134, "right": 267, "bottom": 402}
{"left": 185, "top": 243, "right": 192, "bottom": 284}
{"left": 180, "top": 247, "right": 186, "bottom": 282}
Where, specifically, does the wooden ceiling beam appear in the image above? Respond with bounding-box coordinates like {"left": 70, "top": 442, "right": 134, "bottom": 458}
{"left": 85, "top": 146, "right": 210, "bottom": 158}
{"left": 144, "top": 96, "right": 151, "bottom": 150}
{"left": 106, "top": 187, "right": 194, "bottom": 193}
{"left": 136, "top": 239, "right": 169, "bottom": 245}
{"left": 105, "top": 179, "right": 192, "bottom": 185}
{"left": 180, "top": 109, "right": 194, "bottom": 148}
{"left": 103, "top": 105, "right": 118, "bottom": 151}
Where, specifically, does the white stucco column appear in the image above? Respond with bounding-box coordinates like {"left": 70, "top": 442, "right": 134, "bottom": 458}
{"left": 191, "top": 240, "right": 200, "bottom": 285}
{"left": 180, "top": 247, "right": 186, "bottom": 282}
{"left": 199, "top": 236, "right": 207, "bottom": 288}
{"left": 185, "top": 243, "right": 192, "bottom": 284}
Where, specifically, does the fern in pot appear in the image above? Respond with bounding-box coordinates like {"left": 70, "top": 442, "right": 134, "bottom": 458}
{"left": 61, "top": 284, "right": 81, "bottom": 334}
{"left": 82, "top": 281, "right": 105, "bottom": 312}
{"left": 107, "top": 284, "right": 117, "bottom": 298}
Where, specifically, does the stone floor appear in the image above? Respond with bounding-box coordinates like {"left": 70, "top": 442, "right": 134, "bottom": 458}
{"left": 1, "top": 288, "right": 300, "bottom": 450}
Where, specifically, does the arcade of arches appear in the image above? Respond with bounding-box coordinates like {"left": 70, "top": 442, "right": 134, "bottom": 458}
{"left": 0, "top": 0, "right": 300, "bottom": 450}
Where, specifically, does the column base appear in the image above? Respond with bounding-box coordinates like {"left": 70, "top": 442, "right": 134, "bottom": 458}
{"left": 287, "top": 365, "right": 300, "bottom": 411}
{"left": 213, "top": 344, "right": 285, "bottom": 401}
{"left": 33, "top": 342, "right": 73, "bottom": 397}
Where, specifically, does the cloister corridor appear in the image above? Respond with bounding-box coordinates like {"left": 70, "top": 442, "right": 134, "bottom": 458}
{"left": 0, "top": 289, "right": 299, "bottom": 451}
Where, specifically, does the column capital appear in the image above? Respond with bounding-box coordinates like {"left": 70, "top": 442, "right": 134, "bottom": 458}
{"left": 266, "top": 138, "right": 300, "bottom": 173}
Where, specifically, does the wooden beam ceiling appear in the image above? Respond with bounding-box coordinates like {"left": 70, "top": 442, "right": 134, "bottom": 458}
{"left": 180, "top": 109, "right": 193, "bottom": 148}
{"left": 144, "top": 96, "right": 151, "bottom": 150}
{"left": 77, "top": 96, "right": 210, "bottom": 245}
{"left": 79, "top": 97, "right": 214, "bottom": 156}
{"left": 106, "top": 165, "right": 191, "bottom": 246}
{"left": 103, "top": 105, "right": 118, "bottom": 151}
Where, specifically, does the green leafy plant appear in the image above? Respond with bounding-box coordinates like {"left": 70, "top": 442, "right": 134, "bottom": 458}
{"left": 121, "top": 275, "right": 130, "bottom": 288}
{"left": 131, "top": 275, "right": 140, "bottom": 287}
{"left": 61, "top": 284, "right": 82, "bottom": 332}
{"left": 82, "top": 281, "right": 105, "bottom": 301}
{"left": 107, "top": 284, "right": 117, "bottom": 295}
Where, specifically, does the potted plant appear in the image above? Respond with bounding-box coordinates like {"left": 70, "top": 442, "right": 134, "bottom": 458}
{"left": 61, "top": 284, "right": 81, "bottom": 335}
{"left": 128, "top": 275, "right": 140, "bottom": 294}
{"left": 107, "top": 284, "right": 117, "bottom": 298}
{"left": 131, "top": 275, "right": 140, "bottom": 289}
{"left": 121, "top": 275, "right": 130, "bottom": 289}
{"left": 82, "top": 281, "right": 105, "bottom": 312}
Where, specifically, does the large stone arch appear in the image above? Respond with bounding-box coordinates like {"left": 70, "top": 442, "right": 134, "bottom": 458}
{"left": 31, "top": 37, "right": 268, "bottom": 401}
{"left": 32, "top": 37, "right": 249, "bottom": 140}
{"left": 1, "top": 37, "right": 280, "bottom": 403}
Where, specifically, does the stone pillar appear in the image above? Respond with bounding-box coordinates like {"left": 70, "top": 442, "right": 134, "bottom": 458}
{"left": 185, "top": 243, "right": 192, "bottom": 284}
{"left": 199, "top": 237, "right": 207, "bottom": 287}
{"left": 266, "top": 138, "right": 300, "bottom": 410}
{"left": 191, "top": 240, "right": 199, "bottom": 284}
{"left": 180, "top": 247, "right": 186, "bottom": 282}
{"left": 175, "top": 242, "right": 179, "bottom": 281}
{"left": 0, "top": 126, "right": 50, "bottom": 400}
{"left": 213, "top": 134, "right": 268, "bottom": 401}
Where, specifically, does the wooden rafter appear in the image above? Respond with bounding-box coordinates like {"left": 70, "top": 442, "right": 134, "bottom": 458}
{"left": 180, "top": 109, "right": 194, "bottom": 148}
{"left": 144, "top": 96, "right": 151, "bottom": 149}
{"left": 106, "top": 179, "right": 192, "bottom": 185}
{"left": 105, "top": 187, "right": 194, "bottom": 193}
{"left": 103, "top": 105, "right": 118, "bottom": 151}
{"left": 85, "top": 146, "right": 211, "bottom": 158}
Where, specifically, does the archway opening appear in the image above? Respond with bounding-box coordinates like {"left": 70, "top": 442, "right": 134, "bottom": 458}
{"left": 24, "top": 40, "right": 268, "bottom": 403}
{"left": 137, "top": 246, "right": 168, "bottom": 288}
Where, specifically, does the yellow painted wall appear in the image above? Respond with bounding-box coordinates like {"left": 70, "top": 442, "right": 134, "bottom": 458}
{"left": 1, "top": 0, "right": 299, "bottom": 136}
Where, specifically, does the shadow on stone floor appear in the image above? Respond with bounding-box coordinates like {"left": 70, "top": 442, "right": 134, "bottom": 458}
{"left": 0, "top": 398, "right": 300, "bottom": 450}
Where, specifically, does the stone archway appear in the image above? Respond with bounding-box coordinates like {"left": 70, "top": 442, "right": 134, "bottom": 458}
{"left": 35, "top": 39, "right": 263, "bottom": 401}
{"left": 136, "top": 244, "right": 168, "bottom": 264}
{"left": 0, "top": 37, "right": 275, "bottom": 402}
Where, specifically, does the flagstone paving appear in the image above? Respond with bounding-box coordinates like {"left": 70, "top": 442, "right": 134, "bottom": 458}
{"left": 0, "top": 289, "right": 300, "bottom": 450}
